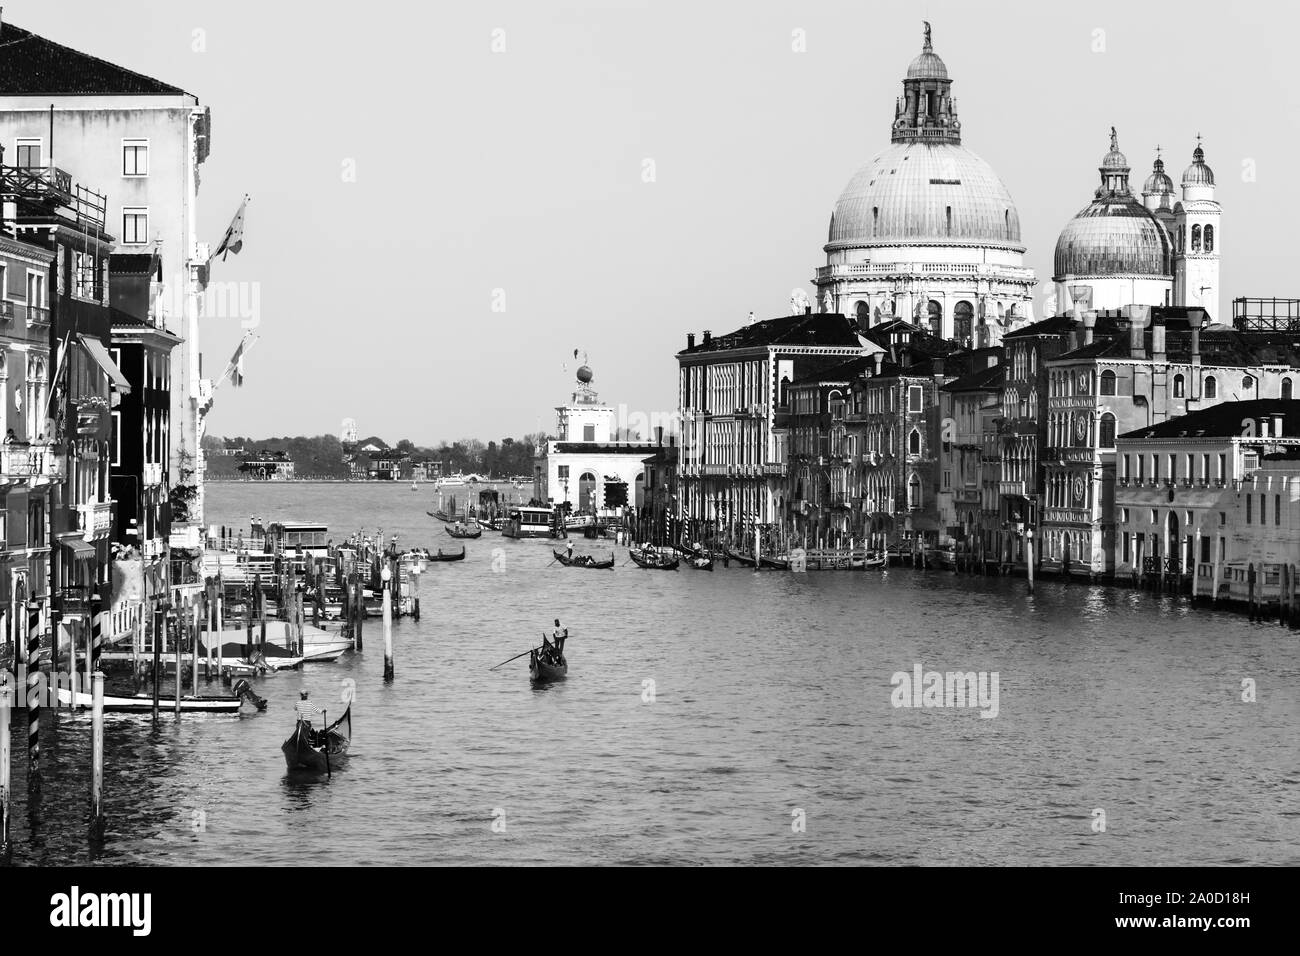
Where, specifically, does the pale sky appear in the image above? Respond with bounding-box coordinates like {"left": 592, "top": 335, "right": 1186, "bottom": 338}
{"left": 12, "top": 0, "right": 1299, "bottom": 444}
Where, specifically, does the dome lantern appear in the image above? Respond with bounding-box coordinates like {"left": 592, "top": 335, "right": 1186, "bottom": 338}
{"left": 892, "top": 21, "right": 961, "bottom": 145}
{"left": 1181, "top": 137, "right": 1215, "bottom": 187}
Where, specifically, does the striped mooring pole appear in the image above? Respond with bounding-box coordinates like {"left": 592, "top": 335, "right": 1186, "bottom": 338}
{"left": 90, "top": 594, "right": 104, "bottom": 678}
{"left": 26, "top": 600, "right": 41, "bottom": 785}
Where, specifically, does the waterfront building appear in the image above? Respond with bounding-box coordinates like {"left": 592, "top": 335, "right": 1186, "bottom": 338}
{"left": 0, "top": 197, "right": 59, "bottom": 645}
{"left": 844, "top": 324, "right": 960, "bottom": 551}
{"left": 1039, "top": 306, "right": 1299, "bottom": 577}
{"left": 540, "top": 365, "right": 655, "bottom": 513}
{"left": 0, "top": 21, "right": 213, "bottom": 537}
{"left": 812, "top": 23, "right": 1036, "bottom": 345}
{"left": 108, "top": 251, "right": 181, "bottom": 595}
{"left": 937, "top": 355, "right": 1002, "bottom": 551}
{"left": 639, "top": 437, "right": 678, "bottom": 543}
{"left": 676, "top": 312, "right": 864, "bottom": 540}
{"left": 1, "top": 149, "right": 130, "bottom": 644}
{"left": 238, "top": 450, "right": 295, "bottom": 480}
{"left": 1113, "top": 400, "right": 1300, "bottom": 588}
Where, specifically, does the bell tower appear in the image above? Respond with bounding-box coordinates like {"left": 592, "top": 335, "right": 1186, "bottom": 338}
{"left": 1173, "top": 137, "right": 1220, "bottom": 320}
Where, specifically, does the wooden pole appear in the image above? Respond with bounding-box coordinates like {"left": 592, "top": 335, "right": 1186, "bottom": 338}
{"left": 174, "top": 604, "right": 182, "bottom": 715}
{"left": 151, "top": 604, "right": 162, "bottom": 719}
{"left": 1, "top": 671, "right": 10, "bottom": 856}
{"left": 90, "top": 671, "right": 104, "bottom": 837}
{"left": 191, "top": 598, "right": 200, "bottom": 689}
{"left": 382, "top": 570, "right": 394, "bottom": 681}
{"left": 26, "top": 600, "right": 41, "bottom": 782}
{"left": 1247, "top": 563, "right": 1256, "bottom": 621}
{"left": 354, "top": 574, "right": 364, "bottom": 651}
{"left": 1026, "top": 532, "right": 1036, "bottom": 594}
{"left": 67, "top": 615, "right": 78, "bottom": 711}
{"left": 216, "top": 589, "right": 225, "bottom": 680}
{"left": 412, "top": 565, "right": 421, "bottom": 621}
{"left": 204, "top": 587, "right": 213, "bottom": 681}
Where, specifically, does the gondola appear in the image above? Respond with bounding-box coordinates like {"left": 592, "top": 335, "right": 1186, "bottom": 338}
{"left": 529, "top": 648, "right": 568, "bottom": 682}
{"left": 629, "top": 548, "right": 680, "bottom": 570}
{"left": 553, "top": 549, "right": 615, "bottom": 569}
{"left": 282, "top": 705, "right": 352, "bottom": 772}
{"left": 427, "top": 546, "right": 467, "bottom": 562}
{"left": 863, "top": 554, "right": 887, "bottom": 569}
{"left": 446, "top": 525, "right": 483, "bottom": 539}
{"left": 427, "top": 510, "right": 456, "bottom": 523}
{"left": 724, "top": 549, "right": 757, "bottom": 567}
{"left": 687, "top": 554, "right": 714, "bottom": 571}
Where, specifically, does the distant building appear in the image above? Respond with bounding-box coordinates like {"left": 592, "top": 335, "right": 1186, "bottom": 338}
{"left": 340, "top": 417, "right": 357, "bottom": 445}
{"left": 239, "top": 451, "right": 294, "bottom": 480}
{"left": 540, "top": 365, "right": 655, "bottom": 511}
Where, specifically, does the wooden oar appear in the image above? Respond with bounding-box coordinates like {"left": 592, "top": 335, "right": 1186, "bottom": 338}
{"left": 488, "top": 642, "right": 544, "bottom": 671}
{"left": 322, "top": 708, "right": 331, "bottom": 778}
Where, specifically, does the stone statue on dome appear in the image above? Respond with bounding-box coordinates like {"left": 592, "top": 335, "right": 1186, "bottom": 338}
{"left": 1043, "top": 292, "right": 1058, "bottom": 318}
{"left": 820, "top": 292, "right": 832, "bottom": 314}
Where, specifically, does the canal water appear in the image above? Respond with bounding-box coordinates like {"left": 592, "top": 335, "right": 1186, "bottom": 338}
{"left": 4, "top": 482, "right": 1298, "bottom": 865}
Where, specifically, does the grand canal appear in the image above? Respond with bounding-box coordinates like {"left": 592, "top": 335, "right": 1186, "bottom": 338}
{"left": 4, "top": 483, "right": 1298, "bottom": 866}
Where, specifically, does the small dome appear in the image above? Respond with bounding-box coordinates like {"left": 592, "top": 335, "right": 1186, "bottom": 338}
{"left": 1101, "top": 147, "right": 1128, "bottom": 169}
{"left": 906, "top": 50, "right": 948, "bottom": 80}
{"left": 1142, "top": 156, "right": 1174, "bottom": 195}
{"left": 1054, "top": 201, "right": 1172, "bottom": 278}
{"left": 1182, "top": 144, "right": 1215, "bottom": 186}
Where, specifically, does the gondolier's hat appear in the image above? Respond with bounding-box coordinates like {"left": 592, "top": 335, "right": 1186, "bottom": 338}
{"left": 300, "top": 689, "right": 310, "bottom": 698}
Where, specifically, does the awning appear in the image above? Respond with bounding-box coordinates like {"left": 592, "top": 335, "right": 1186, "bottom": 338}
{"left": 57, "top": 534, "right": 97, "bottom": 559}
{"left": 78, "top": 335, "right": 132, "bottom": 393}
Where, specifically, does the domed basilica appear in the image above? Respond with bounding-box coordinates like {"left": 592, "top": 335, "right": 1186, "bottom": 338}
{"left": 1053, "top": 131, "right": 1220, "bottom": 319}
{"left": 813, "top": 23, "right": 1037, "bottom": 347}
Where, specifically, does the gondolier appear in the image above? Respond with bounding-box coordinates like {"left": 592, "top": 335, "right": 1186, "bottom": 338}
{"left": 295, "top": 689, "right": 321, "bottom": 727}
{"left": 552, "top": 618, "right": 568, "bottom": 656}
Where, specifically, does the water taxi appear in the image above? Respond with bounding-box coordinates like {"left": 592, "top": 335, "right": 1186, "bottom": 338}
{"left": 500, "top": 505, "right": 554, "bottom": 539}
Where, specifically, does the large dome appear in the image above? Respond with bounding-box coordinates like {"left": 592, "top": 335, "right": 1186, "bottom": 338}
{"left": 1054, "top": 200, "right": 1172, "bottom": 278}
{"left": 827, "top": 142, "right": 1023, "bottom": 250}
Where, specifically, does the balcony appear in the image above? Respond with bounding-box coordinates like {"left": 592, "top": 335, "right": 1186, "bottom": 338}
{"left": 762, "top": 462, "right": 786, "bottom": 476}
{"left": 23, "top": 304, "right": 50, "bottom": 328}
{"left": 999, "top": 481, "right": 1028, "bottom": 498}
{"left": 0, "top": 300, "right": 13, "bottom": 324}
{"left": 77, "top": 500, "right": 114, "bottom": 541}
{"left": 1, "top": 443, "right": 61, "bottom": 483}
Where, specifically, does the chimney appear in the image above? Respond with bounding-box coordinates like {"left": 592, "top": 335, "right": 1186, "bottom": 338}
{"left": 702, "top": 330, "right": 711, "bottom": 346}
{"left": 1128, "top": 318, "right": 1145, "bottom": 359}
{"left": 656, "top": 425, "right": 663, "bottom": 446}
{"left": 1082, "top": 310, "right": 1096, "bottom": 346}
{"left": 804, "top": 305, "right": 812, "bottom": 315}
{"left": 686, "top": 332, "right": 695, "bottom": 350}
{"left": 932, "top": 356, "right": 945, "bottom": 376}
{"left": 872, "top": 351, "right": 884, "bottom": 376}
{"left": 1152, "top": 321, "right": 1166, "bottom": 362}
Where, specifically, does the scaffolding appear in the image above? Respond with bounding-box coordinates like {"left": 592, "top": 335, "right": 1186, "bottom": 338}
{"left": 1232, "top": 297, "right": 1300, "bottom": 332}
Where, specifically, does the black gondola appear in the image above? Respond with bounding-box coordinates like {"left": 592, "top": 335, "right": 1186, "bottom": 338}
{"left": 446, "top": 525, "right": 483, "bottom": 539}
{"left": 427, "top": 546, "right": 467, "bottom": 562}
{"left": 529, "top": 648, "right": 568, "bottom": 681}
{"left": 629, "top": 547, "right": 680, "bottom": 570}
{"left": 553, "top": 549, "right": 615, "bottom": 569}
{"left": 281, "top": 706, "right": 352, "bottom": 773}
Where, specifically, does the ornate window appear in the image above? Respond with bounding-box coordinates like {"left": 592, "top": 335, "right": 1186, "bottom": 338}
{"left": 1191, "top": 224, "right": 1201, "bottom": 252}
{"left": 908, "top": 428, "right": 921, "bottom": 456}
{"left": 1204, "top": 224, "right": 1214, "bottom": 253}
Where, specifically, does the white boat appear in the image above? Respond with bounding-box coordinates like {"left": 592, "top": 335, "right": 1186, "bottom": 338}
{"left": 199, "top": 622, "right": 353, "bottom": 663}
{"left": 56, "top": 687, "right": 244, "bottom": 714}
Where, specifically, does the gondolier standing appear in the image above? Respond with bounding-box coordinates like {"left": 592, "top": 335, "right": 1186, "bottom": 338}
{"left": 295, "top": 689, "right": 321, "bottom": 727}
{"left": 552, "top": 618, "right": 567, "bottom": 657}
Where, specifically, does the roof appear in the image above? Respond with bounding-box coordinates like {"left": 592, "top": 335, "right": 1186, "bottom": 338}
{"left": 109, "top": 253, "right": 160, "bottom": 276}
{"left": 940, "top": 363, "right": 1004, "bottom": 393}
{"left": 551, "top": 442, "right": 657, "bottom": 455}
{"left": 790, "top": 356, "right": 874, "bottom": 387}
{"left": 0, "top": 23, "right": 188, "bottom": 96}
{"left": 1054, "top": 327, "right": 1283, "bottom": 366}
{"left": 679, "top": 313, "right": 861, "bottom": 356}
{"left": 356, "top": 436, "right": 389, "bottom": 450}
{"left": 1118, "top": 400, "right": 1300, "bottom": 441}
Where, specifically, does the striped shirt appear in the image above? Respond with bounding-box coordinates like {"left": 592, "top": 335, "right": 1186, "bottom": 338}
{"left": 295, "top": 699, "right": 322, "bottom": 724}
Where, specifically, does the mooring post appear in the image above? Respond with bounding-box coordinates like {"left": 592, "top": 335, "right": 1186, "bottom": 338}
{"left": 191, "top": 597, "right": 200, "bottom": 689}
{"left": 1, "top": 670, "right": 11, "bottom": 857}
{"left": 216, "top": 588, "right": 225, "bottom": 681}
{"left": 412, "top": 564, "right": 421, "bottom": 621}
{"left": 90, "top": 594, "right": 103, "bottom": 692}
{"left": 382, "top": 566, "right": 394, "bottom": 682}
{"left": 354, "top": 574, "right": 364, "bottom": 651}
{"left": 26, "top": 600, "right": 41, "bottom": 784}
{"left": 90, "top": 671, "right": 105, "bottom": 837}
{"left": 1026, "top": 531, "right": 1036, "bottom": 595}
{"left": 174, "top": 603, "right": 182, "bottom": 716}
{"left": 152, "top": 603, "right": 162, "bottom": 719}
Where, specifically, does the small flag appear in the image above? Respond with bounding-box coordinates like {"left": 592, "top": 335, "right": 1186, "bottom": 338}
{"left": 225, "top": 334, "right": 256, "bottom": 387}
{"left": 213, "top": 195, "right": 250, "bottom": 262}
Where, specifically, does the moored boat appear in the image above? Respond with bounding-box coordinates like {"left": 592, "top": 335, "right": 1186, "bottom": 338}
{"left": 687, "top": 554, "right": 714, "bottom": 571}
{"left": 427, "top": 545, "right": 467, "bottom": 562}
{"left": 281, "top": 705, "right": 352, "bottom": 772}
{"left": 629, "top": 547, "right": 680, "bottom": 570}
{"left": 446, "top": 524, "right": 483, "bottom": 539}
{"left": 501, "top": 505, "right": 553, "bottom": 539}
{"left": 56, "top": 686, "right": 247, "bottom": 715}
{"left": 553, "top": 548, "right": 614, "bottom": 569}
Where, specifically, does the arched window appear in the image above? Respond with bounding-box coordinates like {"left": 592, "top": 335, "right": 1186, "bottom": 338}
{"left": 926, "top": 300, "right": 942, "bottom": 337}
{"left": 1173, "top": 373, "right": 1185, "bottom": 398}
{"left": 855, "top": 301, "right": 869, "bottom": 324}
{"left": 1205, "top": 375, "right": 1217, "bottom": 399}
{"left": 1177, "top": 224, "right": 1184, "bottom": 252}
{"left": 1284, "top": 378, "right": 1294, "bottom": 400}
{"left": 1243, "top": 375, "right": 1255, "bottom": 392}
{"left": 1204, "top": 224, "right": 1214, "bottom": 252}
{"left": 1100, "top": 369, "right": 1116, "bottom": 395}
{"left": 1191, "top": 224, "right": 1201, "bottom": 252}
{"left": 954, "top": 300, "right": 973, "bottom": 344}
{"left": 908, "top": 428, "right": 921, "bottom": 456}
{"left": 908, "top": 473, "right": 922, "bottom": 510}
{"left": 1100, "top": 413, "right": 1116, "bottom": 448}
